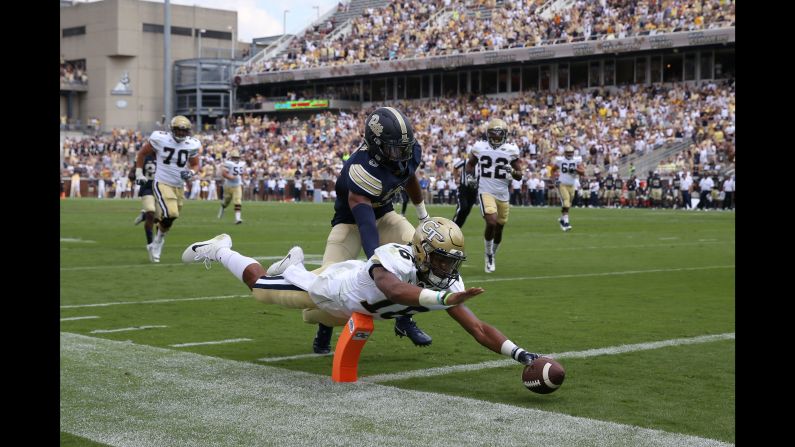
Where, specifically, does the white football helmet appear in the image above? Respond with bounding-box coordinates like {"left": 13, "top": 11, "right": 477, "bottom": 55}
{"left": 411, "top": 217, "right": 466, "bottom": 290}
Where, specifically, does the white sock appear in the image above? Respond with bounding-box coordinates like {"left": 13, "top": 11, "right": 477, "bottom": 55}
{"left": 155, "top": 229, "right": 166, "bottom": 243}
{"left": 485, "top": 239, "right": 493, "bottom": 256}
{"left": 235, "top": 211, "right": 241, "bottom": 221}
{"left": 216, "top": 247, "right": 257, "bottom": 282}
{"left": 493, "top": 243, "right": 500, "bottom": 255}
{"left": 563, "top": 214, "right": 569, "bottom": 224}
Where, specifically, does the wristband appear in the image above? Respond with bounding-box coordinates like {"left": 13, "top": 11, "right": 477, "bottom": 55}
{"left": 415, "top": 201, "right": 428, "bottom": 221}
{"left": 418, "top": 289, "right": 438, "bottom": 307}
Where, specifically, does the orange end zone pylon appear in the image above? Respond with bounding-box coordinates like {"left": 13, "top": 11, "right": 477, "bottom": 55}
{"left": 331, "top": 312, "right": 374, "bottom": 382}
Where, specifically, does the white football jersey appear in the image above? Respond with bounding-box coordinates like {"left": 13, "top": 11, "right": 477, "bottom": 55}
{"left": 471, "top": 140, "right": 520, "bottom": 202}
{"left": 554, "top": 155, "right": 583, "bottom": 186}
{"left": 148, "top": 131, "right": 201, "bottom": 187}
{"left": 223, "top": 160, "right": 246, "bottom": 187}
{"left": 283, "top": 243, "right": 464, "bottom": 320}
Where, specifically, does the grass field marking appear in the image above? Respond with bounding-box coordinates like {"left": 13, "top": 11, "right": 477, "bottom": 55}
{"left": 60, "top": 316, "right": 99, "bottom": 322}
{"left": 170, "top": 338, "right": 253, "bottom": 348}
{"left": 60, "top": 294, "right": 250, "bottom": 309}
{"left": 658, "top": 237, "right": 679, "bottom": 240}
{"left": 363, "top": 332, "right": 735, "bottom": 383}
{"left": 475, "top": 265, "right": 734, "bottom": 283}
{"left": 61, "top": 332, "right": 733, "bottom": 447}
{"left": 89, "top": 325, "right": 168, "bottom": 334}
{"left": 60, "top": 254, "right": 324, "bottom": 271}
{"left": 257, "top": 352, "right": 334, "bottom": 362}
{"left": 60, "top": 238, "right": 97, "bottom": 243}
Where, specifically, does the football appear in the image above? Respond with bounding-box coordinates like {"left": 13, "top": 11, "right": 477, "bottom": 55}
{"left": 522, "top": 357, "right": 565, "bottom": 394}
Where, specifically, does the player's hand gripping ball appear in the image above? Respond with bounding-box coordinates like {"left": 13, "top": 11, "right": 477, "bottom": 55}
{"left": 522, "top": 357, "right": 565, "bottom": 394}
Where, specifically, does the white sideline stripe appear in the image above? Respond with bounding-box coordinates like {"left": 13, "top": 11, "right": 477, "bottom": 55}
{"left": 60, "top": 295, "right": 249, "bottom": 309}
{"left": 658, "top": 237, "right": 679, "bottom": 240}
{"left": 60, "top": 266, "right": 734, "bottom": 308}
{"left": 475, "top": 265, "right": 734, "bottom": 283}
{"left": 90, "top": 325, "right": 168, "bottom": 334}
{"left": 61, "top": 238, "right": 97, "bottom": 243}
{"left": 363, "top": 333, "right": 735, "bottom": 384}
{"left": 61, "top": 316, "right": 99, "bottom": 322}
{"left": 61, "top": 254, "right": 324, "bottom": 271}
{"left": 170, "top": 338, "right": 252, "bottom": 348}
{"left": 61, "top": 332, "right": 733, "bottom": 447}
{"left": 257, "top": 352, "right": 334, "bottom": 362}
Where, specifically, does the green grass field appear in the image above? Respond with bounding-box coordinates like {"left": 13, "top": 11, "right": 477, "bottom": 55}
{"left": 60, "top": 199, "right": 735, "bottom": 446}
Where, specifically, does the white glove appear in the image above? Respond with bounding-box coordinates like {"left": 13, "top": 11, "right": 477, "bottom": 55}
{"left": 135, "top": 168, "right": 148, "bottom": 185}
{"left": 465, "top": 173, "right": 478, "bottom": 189}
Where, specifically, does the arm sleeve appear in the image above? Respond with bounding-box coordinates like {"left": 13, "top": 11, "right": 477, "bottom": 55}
{"left": 351, "top": 202, "right": 380, "bottom": 259}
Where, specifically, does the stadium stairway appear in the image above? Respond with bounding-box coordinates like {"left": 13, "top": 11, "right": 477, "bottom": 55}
{"left": 617, "top": 139, "right": 694, "bottom": 178}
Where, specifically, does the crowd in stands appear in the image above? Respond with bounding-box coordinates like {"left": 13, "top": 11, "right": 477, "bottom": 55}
{"left": 61, "top": 60, "right": 88, "bottom": 85}
{"left": 238, "top": 0, "right": 735, "bottom": 74}
{"left": 62, "top": 78, "right": 734, "bottom": 208}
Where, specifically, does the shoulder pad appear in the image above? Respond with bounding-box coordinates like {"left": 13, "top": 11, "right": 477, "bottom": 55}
{"left": 348, "top": 163, "right": 383, "bottom": 197}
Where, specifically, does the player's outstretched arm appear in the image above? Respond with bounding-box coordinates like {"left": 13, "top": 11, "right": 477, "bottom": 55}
{"left": 405, "top": 175, "right": 428, "bottom": 222}
{"left": 136, "top": 141, "right": 154, "bottom": 169}
{"left": 371, "top": 265, "right": 484, "bottom": 307}
{"left": 349, "top": 191, "right": 379, "bottom": 258}
{"left": 446, "top": 304, "right": 537, "bottom": 365}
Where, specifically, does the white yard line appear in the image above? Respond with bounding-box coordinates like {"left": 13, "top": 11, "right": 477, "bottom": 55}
{"left": 61, "top": 254, "right": 325, "bottom": 271}
{"left": 89, "top": 325, "right": 168, "bottom": 334}
{"left": 257, "top": 352, "right": 334, "bottom": 362}
{"left": 60, "top": 316, "right": 99, "bottom": 322}
{"left": 60, "top": 295, "right": 249, "bottom": 309}
{"left": 61, "top": 332, "right": 733, "bottom": 447}
{"left": 170, "top": 338, "right": 252, "bottom": 348}
{"left": 60, "top": 238, "right": 97, "bottom": 243}
{"left": 475, "top": 265, "right": 734, "bottom": 283}
{"left": 363, "top": 333, "right": 735, "bottom": 383}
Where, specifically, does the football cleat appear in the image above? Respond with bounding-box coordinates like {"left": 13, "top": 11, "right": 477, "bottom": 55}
{"left": 235, "top": 220, "right": 243, "bottom": 225}
{"left": 485, "top": 254, "right": 495, "bottom": 273}
{"left": 394, "top": 316, "right": 432, "bottom": 346}
{"left": 133, "top": 212, "right": 145, "bottom": 226}
{"left": 266, "top": 246, "right": 304, "bottom": 276}
{"left": 146, "top": 243, "right": 158, "bottom": 263}
{"left": 217, "top": 206, "right": 225, "bottom": 219}
{"left": 313, "top": 324, "right": 333, "bottom": 354}
{"left": 564, "top": 221, "right": 572, "bottom": 232}
{"left": 151, "top": 239, "right": 164, "bottom": 262}
{"left": 181, "top": 234, "right": 232, "bottom": 268}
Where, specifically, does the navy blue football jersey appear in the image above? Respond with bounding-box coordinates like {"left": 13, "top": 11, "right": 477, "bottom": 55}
{"left": 331, "top": 143, "right": 422, "bottom": 226}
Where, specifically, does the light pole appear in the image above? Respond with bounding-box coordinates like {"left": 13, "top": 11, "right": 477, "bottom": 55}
{"left": 283, "top": 9, "right": 289, "bottom": 35}
{"left": 313, "top": 5, "right": 319, "bottom": 21}
{"left": 196, "top": 28, "right": 205, "bottom": 130}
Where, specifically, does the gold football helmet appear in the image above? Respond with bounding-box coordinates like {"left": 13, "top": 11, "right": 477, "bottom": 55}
{"left": 411, "top": 217, "right": 466, "bottom": 290}
{"left": 229, "top": 149, "right": 241, "bottom": 159}
{"left": 171, "top": 115, "right": 192, "bottom": 143}
{"left": 564, "top": 145, "right": 575, "bottom": 160}
{"left": 486, "top": 118, "right": 508, "bottom": 149}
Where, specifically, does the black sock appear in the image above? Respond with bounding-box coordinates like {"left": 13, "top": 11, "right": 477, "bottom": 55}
{"left": 145, "top": 228, "right": 153, "bottom": 245}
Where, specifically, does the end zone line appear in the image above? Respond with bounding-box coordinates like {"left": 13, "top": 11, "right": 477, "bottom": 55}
{"left": 90, "top": 325, "right": 168, "bottom": 334}
{"left": 170, "top": 338, "right": 253, "bottom": 348}
{"left": 363, "top": 332, "right": 735, "bottom": 383}
{"left": 61, "top": 316, "right": 99, "bottom": 321}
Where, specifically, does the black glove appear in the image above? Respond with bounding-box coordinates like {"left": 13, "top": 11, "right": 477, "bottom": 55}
{"left": 516, "top": 350, "right": 540, "bottom": 366}
{"left": 135, "top": 168, "right": 148, "bottom": 186}
{"left": 180, "top": 169, "right": 196, "bottom": 181}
